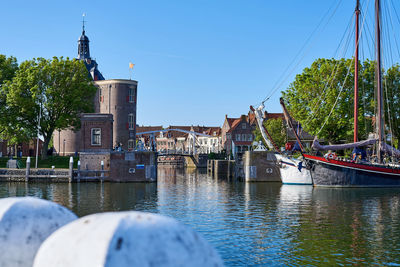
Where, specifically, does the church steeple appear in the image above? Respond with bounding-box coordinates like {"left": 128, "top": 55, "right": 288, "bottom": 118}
{"left": 77, "top": 14, "right": 90, "bottom": 60}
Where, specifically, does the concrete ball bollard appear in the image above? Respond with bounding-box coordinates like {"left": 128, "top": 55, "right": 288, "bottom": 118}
{"left": 34, "top": 211, "right": 224, "bottom": 267}
{"left": 0, "top": 197, "right": 77, "bottom": 267}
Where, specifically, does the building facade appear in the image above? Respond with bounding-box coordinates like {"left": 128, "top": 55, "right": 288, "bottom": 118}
{"left": 221, "top": 115, "right": 254, "bottom": 158}
{"left": 80, "top": 114, "right": 113, "bottom": 152}
{"left": 54, "top": 26, "right": 138, "bottom": 155}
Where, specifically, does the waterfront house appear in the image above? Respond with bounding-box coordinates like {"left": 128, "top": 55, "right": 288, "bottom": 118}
{"left": 221, "top": 115, "right": 254, "bottom": 158}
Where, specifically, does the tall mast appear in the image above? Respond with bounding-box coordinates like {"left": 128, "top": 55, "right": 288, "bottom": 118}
{"left": 354, "top": 0, "right": 360, "bottom": 142}
{"left": 375, "top": 0, "right": 384, "bottom": 162}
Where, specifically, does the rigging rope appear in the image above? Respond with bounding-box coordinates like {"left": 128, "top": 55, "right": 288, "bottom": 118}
{"left": 257, "top": 0, "right": 343, "bottom": 106}
{"left": 315, "top": 56, "right": 355, "bottom": 137}
{"left": 302, "top": 13, "right": 356, "bottom": 126}
{"left": 309, "top": 1, "right": 370, "bottom": 134}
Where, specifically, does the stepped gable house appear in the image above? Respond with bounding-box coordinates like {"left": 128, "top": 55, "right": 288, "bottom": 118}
{"left": 54, "top": 25, "right": 138, "bottom": 155}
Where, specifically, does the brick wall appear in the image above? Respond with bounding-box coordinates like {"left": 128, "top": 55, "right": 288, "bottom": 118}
{"left": 80, "top": 114, "right": 113, "bottom": 152}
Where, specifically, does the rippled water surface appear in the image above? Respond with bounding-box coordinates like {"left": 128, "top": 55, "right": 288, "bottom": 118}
{"left": 1, "top": 167, "right": 400, "bottom": 266}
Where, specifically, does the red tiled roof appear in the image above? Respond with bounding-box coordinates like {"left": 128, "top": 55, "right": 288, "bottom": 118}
{"left": 227, "top": 115, "right": 248, "bottom": 133}
{"left": 136, "top": 125, "right": 163, "bottom": 133}
{"left": 265, "top": 113, "right": 284, "bottom": 120}
{"left": 136, "top": 126, "right": 163, "bottom": 137}
{"left": 226, "top": 118, "right": 237, "bottom": 127}
{"left": 205, "top": 127, "right": 221, "bottom": 136}
{"left": 166, "top": 126, "right": 192, "bottom": 138}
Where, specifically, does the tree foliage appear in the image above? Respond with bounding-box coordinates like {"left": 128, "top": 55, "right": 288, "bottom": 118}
{"left": 383, "top": 64, "right": 400, "bottom": 146}
{"left": 253, "top": 118, "right": 286, "bottom": 149}
{"left": 0, "top": 57, "right": 97, "bottom": 158}
{"left": 281, "top": 58, "right": 381, "bottom": 144}
{"left": 0, "top": 55, "right": 18, "bottom": 136}
{"left": 0, "top": 55, "right": 18, "bottom": 85}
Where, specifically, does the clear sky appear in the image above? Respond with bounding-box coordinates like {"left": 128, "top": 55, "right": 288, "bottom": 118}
{"left": 1, "top": 0, "right": 399, "bottom": 127}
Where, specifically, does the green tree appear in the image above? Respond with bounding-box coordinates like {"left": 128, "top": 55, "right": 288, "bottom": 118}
{"left": 1, "top": 57, "right": 97, "bottom": 158}
{"left": 253, "top": 118, "right": 286, "bottom": 149}
{"left": 0, "top": 55, "right": 18, "bottom": 136}
{"left": 281, "top": 58, "right": 376, "bottom": 144}
{"left": 0, "top": 55, "right": 18, "bottom": 85}
{"left": 384, "top": 64, "right": 400, "bottom": 147}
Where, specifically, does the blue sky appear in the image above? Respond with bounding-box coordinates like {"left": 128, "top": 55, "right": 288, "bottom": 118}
{"left": 1, "top": 0, "right": 399, "bottom": 127}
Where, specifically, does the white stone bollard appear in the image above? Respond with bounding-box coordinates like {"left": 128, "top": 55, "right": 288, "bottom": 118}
{"left": 34, "top": 211, "right": 224, "bottom": 267}
{"left": 0, "top": 197, "right": 77, "bottom": 267}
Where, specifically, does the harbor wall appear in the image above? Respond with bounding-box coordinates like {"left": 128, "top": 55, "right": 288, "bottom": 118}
{"left": 243, "top": 151, "right": 281, "bottom": 182}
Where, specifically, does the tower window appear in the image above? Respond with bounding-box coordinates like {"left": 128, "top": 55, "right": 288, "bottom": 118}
{"left": 99, "top": 89, "right": 103, "bottom": 102}
{"left": 128, "top": 114, "right": 134, "bottom": 130}
{"left": 91, "top": 128, "right": 101, "bottom": 146}
{"left": 128, "top": 86, "right": 135, "bottom": 103}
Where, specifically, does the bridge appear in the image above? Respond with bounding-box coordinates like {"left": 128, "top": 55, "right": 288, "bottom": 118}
{"left": 136, "top": 128, "right": 212, "bottom": 156}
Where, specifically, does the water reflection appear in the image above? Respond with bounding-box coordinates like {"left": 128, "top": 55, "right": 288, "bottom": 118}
{"left": 0, "top": 182, "right": 158, "bottom": 217}
{"left": 0, "top": 169, "right": 399, "bottom": 266}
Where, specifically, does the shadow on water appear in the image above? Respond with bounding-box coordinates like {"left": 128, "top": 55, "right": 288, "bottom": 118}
{"left": 0, "top": 169, "right": 399, "bottom": 266}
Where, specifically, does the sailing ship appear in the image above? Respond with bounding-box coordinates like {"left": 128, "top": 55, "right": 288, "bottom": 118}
{"left": 300, "top": 0, "right": 400, "bottom": 187}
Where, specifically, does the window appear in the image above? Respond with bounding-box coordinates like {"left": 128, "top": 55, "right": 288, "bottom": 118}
{"left": 236, "top": 134, "right": 241, "bottom": 141}
{"left": 91, "top": 128, "right": 101, "bottom": 146}
{"left": 248, "top": 134, "right": 253, "bottom": 141}
{"left": 128, "top": 86, "right": 135, "bottom": 103}
{"left": 242, "top": 123, "right": 246, "bottom": 129}
{"left": 128, "top": 139, "right": 135, "bottom": 150}
{"left": 242, "top": 134, "right": 246, "bottom": 141}
{"left": 128, "top": 114, "right": 134, "bottom": 130}
{"left": 99, "top": 88, "right": 103, "bottom": 102}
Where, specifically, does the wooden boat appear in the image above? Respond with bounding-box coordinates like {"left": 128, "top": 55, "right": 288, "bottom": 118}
{"left": 301, "top": 0, "right": 400, "bottom": 187}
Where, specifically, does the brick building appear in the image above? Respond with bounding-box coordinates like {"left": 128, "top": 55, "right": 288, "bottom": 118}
{"left": 221, "top": 115, "right": 254, "bottom": 158}
{"left": 80, "top": 114, "right": 113, "bottom": 152}
{"left": 54, "top": 26, "right": 138, "bottom": 154}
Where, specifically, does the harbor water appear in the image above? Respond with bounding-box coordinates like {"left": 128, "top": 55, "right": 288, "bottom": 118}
{"left": 0, "top": 166, "right": 399, "bottom": 266}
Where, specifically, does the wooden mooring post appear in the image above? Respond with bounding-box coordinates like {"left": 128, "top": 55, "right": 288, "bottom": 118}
{"left": 25, "top": 157, "right": 31, "bottom": 182}
{"left": 68, "top": 157, "right": 74, "bottom": 183}
{"left": 77, "top": 160, "right": 81, "bottom": 183}
{"left": 100, "top": 160, "right": 104, "bottom": 182}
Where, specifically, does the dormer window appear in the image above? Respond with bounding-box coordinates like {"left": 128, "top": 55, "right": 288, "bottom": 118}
{"left": 242, "top": 124, "right": 246, "bottom": 129}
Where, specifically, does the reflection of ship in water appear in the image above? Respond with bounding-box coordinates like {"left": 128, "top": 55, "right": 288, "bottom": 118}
{"left": 279, "top": 185, "right": 313, "bottom": 206}
{"left": 287, "top": 187, "right": 400, "bottom": 265}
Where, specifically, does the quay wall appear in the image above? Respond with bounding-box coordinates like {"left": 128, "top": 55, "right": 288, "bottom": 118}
{"left": 243, "top": 151, "right": 281, "bottom": 182}
{"left": 0, "top": 168, "right": 70, "bottom": 182}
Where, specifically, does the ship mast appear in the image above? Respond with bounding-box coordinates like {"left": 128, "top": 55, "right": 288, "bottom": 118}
{"left": 354, "top": 0, "right": 360, "bottom": 142}
{"left": 375, "top": 0, "right": 384, "bottom": 162}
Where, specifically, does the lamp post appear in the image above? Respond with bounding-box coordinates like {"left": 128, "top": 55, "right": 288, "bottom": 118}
{"left": 63, "top": 139, "right": 66, "bottom": 156}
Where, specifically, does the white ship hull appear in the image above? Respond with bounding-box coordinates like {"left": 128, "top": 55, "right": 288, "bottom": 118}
{"left": 275, "top": 154, "right": 312, "bottom": 185}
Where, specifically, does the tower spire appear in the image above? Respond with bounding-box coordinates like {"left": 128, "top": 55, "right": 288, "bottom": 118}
{"left": 82, "top": 13, "right": 86, "bottom": 34}
{"left": 77, "top": 13, "right": 90, "bottom": 60}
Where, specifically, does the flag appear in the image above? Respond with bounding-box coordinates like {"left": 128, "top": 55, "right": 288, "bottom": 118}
{"left": 129, "top": 62, "right": 135, "bottom": 69}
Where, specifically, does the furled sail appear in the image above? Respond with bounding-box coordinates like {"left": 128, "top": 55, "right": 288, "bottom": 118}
{"left": 253, "top": 104, "right": 276, "bottom": 151}
{"left": 312, "top": 137, "right": 377, "bottom": 151}
{"left": 381, "top": 142, "right": 400, "bottom": 157}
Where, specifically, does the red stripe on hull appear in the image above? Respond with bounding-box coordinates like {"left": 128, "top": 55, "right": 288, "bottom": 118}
{"left": 303, "top": 154, "right": 400, "bottom": 175}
